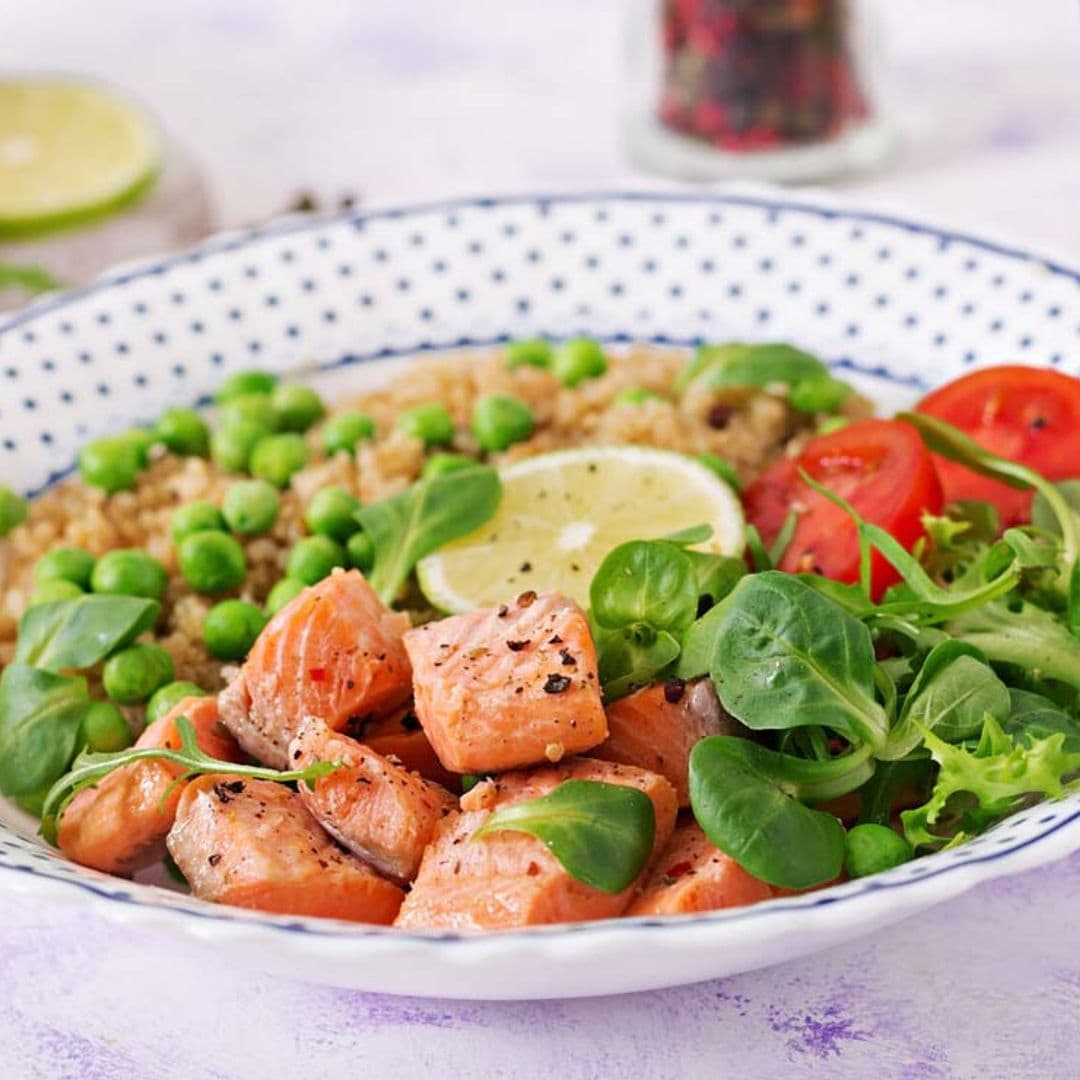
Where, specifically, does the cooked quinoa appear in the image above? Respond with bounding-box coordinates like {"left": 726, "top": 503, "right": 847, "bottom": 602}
{"left": 0, "top": 345, "right": 869, "bottom": 689}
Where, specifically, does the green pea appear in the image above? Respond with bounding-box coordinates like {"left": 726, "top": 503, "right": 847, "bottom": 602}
{"left": 272, "top": 383, "right": 325, "bottom": 432}
{"left": 249, "top": 433, "right": 310, "bottom": 488}
{"left": 211, "top": 419, "right": 273, "bottom": 473}
{"left": 322, "top": 410, "right": 376, "bottom": 455}
{"left": 422, "top": 452, "right": 476, "bottom": 479}
{"left": 171, "top": 501, "right": 226, "bottom": 544}
{"left": 505, "top": 338, "right": 553, "bottom": 370}
{"left": 844, "top": 824, "right": 914, "bottom": 880}
{"left": 177, "top": 531, "right": 247, "bottom": 594}
{"left": 91, "top": 549, "right": 168, "bottom": 600}
{"left": 470, "top": 394, "right": 535, "bottom": 453}
{"left": 613, "top": 387, "right": 661, "bottom": 406}
{"left": 120, "top": 428, "right": 157, "bottom": 466}
{"left": 215, "top": 370, "right": 279, "bottom": 403}
{"left": 287, "top": 535, "right": 346, "bottom": 586}
{"left": 219, "top": 392, "right": 280, "bottom": 432}
{"left": 346, "top": 531, "right": 375, "bottom": 573}
{"left": 552, "top": 337, "right": 607, "bottom": 388}
{"left": 78, "top": 436, "right": 143, "bottom": 493}
{"left": 33, "top": 546, "right": 96, "bottom": 589}
{"left": 222, "top": 480, "right": 280, "bottom": 536}
{"left": 29, "top": 579, "right": 84, "bottom": 607}
{"left": 204, "top": 599, "right": 268, "bottom": 661}
{"left": 102, "top": 643, "right": 175, "bottom": 705}
{"left": 265, "top": 577, "right": 306, "bottom": 615}
{"left": 79, "top": 701, "right": 133, "bottom": 752}
{"left": 696, "top": 452, "right": 740, "bottom": 493}
{"left": 155, "top": 407, "right": 210, "bottom": 456}
{"left": 0, "top": 487, "right": 28, "bottom": 538}
{"left": 397, "top": 403, "right": 455, "bottom": 448}
{"left": 304, "top": 486, "right": 361, "bottom": 542}
{"left": 145, "top": 680, "right": 206, "bottom": 724}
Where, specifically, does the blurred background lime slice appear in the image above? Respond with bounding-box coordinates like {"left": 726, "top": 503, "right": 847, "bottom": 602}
{"left": 0, "top": 78, "right": 161, "bottom": 237}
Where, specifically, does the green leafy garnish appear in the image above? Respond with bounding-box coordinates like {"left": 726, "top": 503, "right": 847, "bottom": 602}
{"left": 704, "top": 572, "right": 890, "bottom": 751}
{"left": 590, "top": 540, "right": 698, "bottom": 637}
{"left": 902, "top": 717, "right": 1080, "bottom": 849}
{"left": 688, "top": 737, "right": 850, "bottom": 889}
{"left": 356, "top": 465, "right": 501, "bottom": 605}
{"left": 472, "top": 779, "right": 655, "bottom": 894}
{"left": 0, "top": 664, "right": 89, "bottom": 797}
{"left": 15, "top": 595, "right": 161, "bottom": 672}
{"left": 41, "top": 716, "right": 341, "bottom": 844}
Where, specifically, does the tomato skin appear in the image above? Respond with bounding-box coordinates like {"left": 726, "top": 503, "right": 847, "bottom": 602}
{"left": 744, "top": 419, "right": 943, "bottom": 600}
{"left": 915, "top": 365, "right": 1080, "bottom": 526}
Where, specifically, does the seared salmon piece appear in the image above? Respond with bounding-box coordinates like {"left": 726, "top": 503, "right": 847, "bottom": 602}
{"left": 167, "top": 775, "right": 404, "bottom": 923}
{"left": 594, "top": 678, "right": 728, "bottom": 806}
{"left": 403, "top": 591, "right": 607, "bottom": 774}
{"left": 349, "top": 707, "right": 459, "bottom": 790}
{"left": 395, "top": 757, "right": 677, "bottom": 931}
{"left": 627, "top": 820, "right": 777, "bottom": 917}
{"left": 290, "top": 718, "right": 456, "bottom": 883}
{"left": 57, "top": 697, "right": 243, "bottom": 876}
{"left": 218, "top": 569, "right": 412, "bottom": 768}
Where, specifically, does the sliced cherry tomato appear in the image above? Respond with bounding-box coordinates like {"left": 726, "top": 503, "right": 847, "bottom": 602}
{"left": 915, "top": 365, "right": 1080, "bottom": 527}
{"left": 744, "top": 418, "right": 943, "bottom": 599}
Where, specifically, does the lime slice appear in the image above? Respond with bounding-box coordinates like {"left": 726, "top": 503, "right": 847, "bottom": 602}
{"left": 0, "top": 79, "right": 161, "bottom": 237}
{"left": 417, "top": 446, "right": 745, "bottom": 612}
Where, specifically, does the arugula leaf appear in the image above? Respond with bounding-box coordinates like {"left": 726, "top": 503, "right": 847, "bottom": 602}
{"left": 0, "top": 664, "right": 89, "bottom": 797}
{"left": 472, "top": 779, "right": 655, "bottom": 894}
{"left": 901, "top": 412, "right": 1079, "bottom": 567}
{"left": 590, "top": 540, "right": 698, "bottom": 636}
{"left": 15, "top": 595, "right": 161, "bottom": 673}
{"left": 689, "top": 736, "right": 848, "bottom": 889}
{"left": 41, "top": 716, "right": 340, "bottom": 844}
{"left": 357, "top": 465, "right": 501, "bottom": 605}
{"left": 705, "top": 572, "right": 890, "bottom": 751}
{"left": 881, "top": 640, "right": 1010, "bottom": 760}
{"left": 901, "top": 716, "right": 1080, "bottom": 849}
{"left": 946, "top": 601, "right": 1080, "bottom": 691}
{"left": 594, "top": 623, "right": 681, "bottom": 702}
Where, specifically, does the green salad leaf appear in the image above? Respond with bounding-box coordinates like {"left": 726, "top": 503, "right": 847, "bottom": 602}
{"left": 472, "top": 779, "right": 655, "bottom": 894}
{"left": 1004, "top": 689, "right": 1080, "bottom": 753}
{"left": 689, "top": 736, "right": 849, "bottom": 889}
{"left": 594, "top": 623, "right": 681, "bottom": 703}
{"left": 356, "top": 464, "right": 501, "bottom": 605}
{"left": 0, "top": 262, "right": 61, "bottom": 296}
{"left": 590, "top": 540, "right": 698, "bottom": 636}
{"left": 704, "top": 572, "right": 890, "bottom": 751}
{"left": 902, "top": 716, "right": 1080, "bottom": 850}
{"left": 15, "top": 595, "right": 161, "bottom": 673}
{"left": 0, "top": 664, "right": 89, "bottom": 797}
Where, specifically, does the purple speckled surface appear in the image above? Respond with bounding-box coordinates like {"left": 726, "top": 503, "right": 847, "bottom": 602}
{"left": 3, "top": 854, "right": 1079, "bottom": 1077}
{"left": 2, "top": 1, "right": 1079, "bottom": 1075}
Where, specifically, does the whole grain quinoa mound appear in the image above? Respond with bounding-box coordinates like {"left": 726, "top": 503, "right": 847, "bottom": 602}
{"left": 0, "top": 345, "right": 868, "bottom": 692}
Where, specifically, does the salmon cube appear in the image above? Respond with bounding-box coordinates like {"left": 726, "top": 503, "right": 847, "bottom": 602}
{"left": 290, "top": 718, "right": 457, "bottom": 883}
{"left": 395, "top": 757, "right": 677, "bottom": 931}
{"left": 627, "top": 820, "right": 777, "bottom": 917}
{"left": 593, "top": 678, "right": 728, "bottom": 806}
{"left": 58, "top": 696, "right": 243, "bottom": 876}
{"left": 218, "top": 569, "right": 412, "bottom": 768}
{"left": 348, "top": 707, "right": 459, "bottom": 790}
{"left": 167, "top": 775, "right": 404, "bottom": 924}
{"left": 403, "top": 591, "right": 607, "bottom": 774}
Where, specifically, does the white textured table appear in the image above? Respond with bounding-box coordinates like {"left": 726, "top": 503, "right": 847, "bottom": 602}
{"left": 2, "top": 2, "right": 1079, "bottom": 1076}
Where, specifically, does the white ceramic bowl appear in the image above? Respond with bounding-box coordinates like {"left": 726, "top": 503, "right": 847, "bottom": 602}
{"left": 1, "top": 192, "right": 1078, "bottom": 999}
